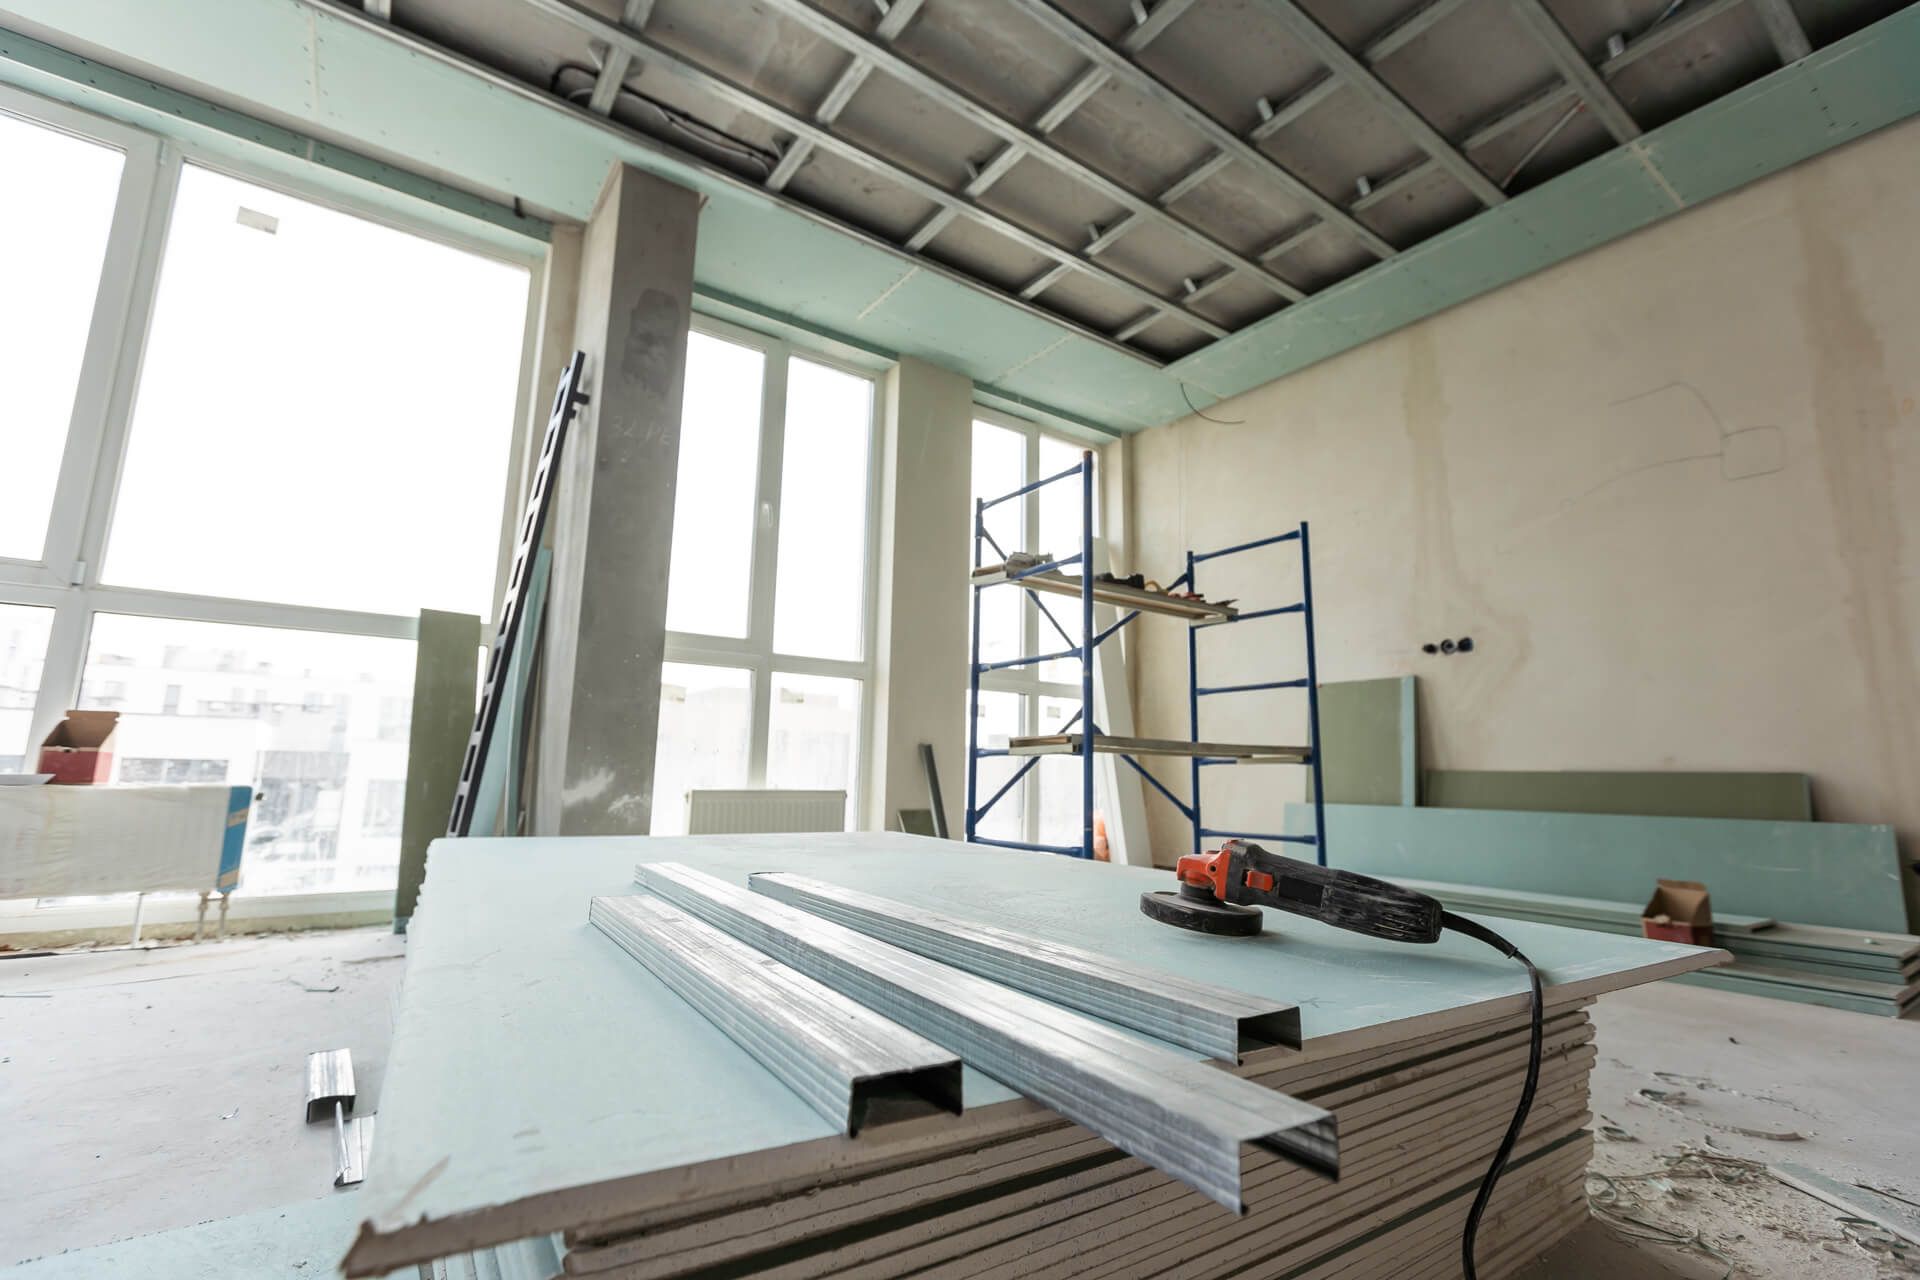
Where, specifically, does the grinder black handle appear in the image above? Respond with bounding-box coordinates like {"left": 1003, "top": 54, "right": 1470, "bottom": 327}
{"left": 1222, "top": 840, "right": 1444, "bottom": 944}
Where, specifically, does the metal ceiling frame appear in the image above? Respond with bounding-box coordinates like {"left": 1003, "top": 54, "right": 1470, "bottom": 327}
{"left": 1348, "top": 0, "right": 1758, "bottom": 212}
{"left": 506, "top": 0, "right": 1834, "bottom": 360}
{"left": 742, "top": 0, "right": 1316, "bottom": 312}
{"left": 517, "top": 0, "right": 1233, "bottom": 339}
{"left": 764, "top": 0, "right": 928, "bottom": 192}
{"left": 1250, "top": 0, "right": 1506, "bottom": 207}
{"left": 1506, "top": 0, "right": 1641, "bottom": 142}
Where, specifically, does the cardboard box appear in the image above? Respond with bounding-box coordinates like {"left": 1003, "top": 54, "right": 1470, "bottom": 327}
{"left": 36, "top": 710, "right": 120, "bottom": 785}
{"left": 1642, "top": 878, "right": 1714, "bottom": 945}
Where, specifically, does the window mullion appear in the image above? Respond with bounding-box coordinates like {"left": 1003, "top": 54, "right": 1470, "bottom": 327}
{"left": 26, "top": 595, "right": 96, "bottom": 763}
{"left": 34, "top": 135, "right": 165, "bottom": 581}
{"left": 745, "top": 343, "right": 789, "bottom": 786}
{"left": 71, "top": 144, "right": 182, "bottom": 586}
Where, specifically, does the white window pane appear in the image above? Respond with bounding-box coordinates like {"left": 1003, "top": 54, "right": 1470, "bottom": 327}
{"left": 970, "top": 423, "right": 1024, "bottom": 664}
{"left": 772, "top": 359, "right": 873, "bottom": 660}
{"left": 1037, "top": 437, "right": 1090, "bottom": 683}
{"left": 0, "top": 603, "right": 56, "bottom": 770}
{"left": 77, "top": 614, "right": 415, "bottom": 895}
{"left": 1037, "top": 694, "right": 1090, "bottom": 851}
{"left": 766, "top": 672, "right": 859, "bottom": 828}
{"left": 103, "top": 166, "right": 528, "bottom": 616}
{"left": 666, "top": 333, "right": 765, "bottom": 638}
{"left": 651, "top": 662, "right": 751, "bottom": 835}
{"left": 968, "top": 689, "right": 1024, "bottom": 843}
{"left": 0, "top": 114, "right": 123, "bottom": 561}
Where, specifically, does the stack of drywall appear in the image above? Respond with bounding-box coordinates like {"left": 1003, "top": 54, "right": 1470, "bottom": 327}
{"left": 1403, "top": 878, "right": 1918, "bottom": 1017}
{"left": 342, "top": 834, "right": 1724, "bottom": 1280}
{"left": 425, "top": 1004, "right": 1596, "bottom": 1279}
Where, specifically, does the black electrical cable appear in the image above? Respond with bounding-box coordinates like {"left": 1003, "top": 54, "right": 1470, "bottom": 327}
{"left": 1439, "top": 910, "right": 1544, "bottom": 1280}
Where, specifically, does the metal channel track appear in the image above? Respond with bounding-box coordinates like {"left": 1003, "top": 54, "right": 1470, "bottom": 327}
{"left": 749, "top": 872, "right": 1300, "bottom": 1063}
{"left": 590, "top": 895, "right": 962, "bottom": 1136}
{"left": 635, "top": 863, "right": 1338, "bottom": 1212}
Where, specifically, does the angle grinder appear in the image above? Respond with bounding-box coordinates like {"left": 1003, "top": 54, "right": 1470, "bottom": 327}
{"left": 1143, "top": 840, "right": 1543, "bottom": 1280}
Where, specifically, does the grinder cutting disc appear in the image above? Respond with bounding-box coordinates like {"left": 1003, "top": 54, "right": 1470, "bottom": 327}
{"left": 1139, "top": 882, "right": 1263, "bottom": 937}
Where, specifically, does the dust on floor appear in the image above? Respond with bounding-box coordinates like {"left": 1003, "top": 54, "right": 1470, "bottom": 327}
{"left": 1520, "top": 980, "right": 1919, "bottom": 1278}
{"left": 0, "top": 926, "right": 406, "bottom": 1266}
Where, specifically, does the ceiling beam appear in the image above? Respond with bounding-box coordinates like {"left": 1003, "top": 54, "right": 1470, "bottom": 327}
{"left": 1007, "top": 0, "right": 1396, "bottom": 260}
{"left": 901, "top": 0, "right": 1196, "bottom": 261}
{"left": 1252, "top": 0, "right": 1504, "bottom": 206}
{"left": 765, "top": 0, "right": 929, "bottom": 192}
{"left": 1750, "top": 0, "right": 1813, "bottom": 63}
{"left": 745, "top": 0, "right": 1308, "bottom": 306}
{"left": 516, "top": 0, "right": 1231, "bottom": 338}
{"left": 585, "top": 0, "right": 655, "bottom": 115}
{"left": 1506, "top": 0, "right": 1641, "bottom": 142}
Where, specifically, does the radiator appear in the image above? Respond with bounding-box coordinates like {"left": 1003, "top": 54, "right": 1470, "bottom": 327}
{"left": 685, "top": 789, "right": 848, "bottom": 836}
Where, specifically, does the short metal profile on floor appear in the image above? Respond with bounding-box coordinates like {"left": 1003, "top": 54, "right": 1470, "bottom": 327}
{"left": 963, "top": 450, "right": 1330, "bottom": 863}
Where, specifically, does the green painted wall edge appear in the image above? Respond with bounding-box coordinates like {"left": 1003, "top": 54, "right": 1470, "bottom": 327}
{"left": 1169, "top": 4, "right": 1920, "bottom": 407}
{"left": 0, "top": 25, "right": 550, "bottom": 256}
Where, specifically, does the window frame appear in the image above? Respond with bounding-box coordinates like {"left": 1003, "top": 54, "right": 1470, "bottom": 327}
{"left": 969, "top": 406, "right": 1092, "bottom": 848}
{"left": 0, "top": 86, "right": 545, "bottom": 897}
{"left": 662, "top": 311, "right": 884, "bottom": 817}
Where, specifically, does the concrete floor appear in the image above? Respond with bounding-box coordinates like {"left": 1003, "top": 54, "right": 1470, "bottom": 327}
{"left": 0, "top": 927, "right": 407, "bottom": 1267}
{"left": 2, "top": 928, "right": 1915, "bottom": 1276}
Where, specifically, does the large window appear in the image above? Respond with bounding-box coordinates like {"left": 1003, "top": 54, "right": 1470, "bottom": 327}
{"left": 104, "top": 166, "right": 527, "bottom": 616}
{"left": 968, "top": 415, "right": 1106, "bottom": 849}
{"left": 650, "top": 321, "right": 878, "bottom": 835}
{"left": 0, "top": 89, "right": 537, "bottom": 900}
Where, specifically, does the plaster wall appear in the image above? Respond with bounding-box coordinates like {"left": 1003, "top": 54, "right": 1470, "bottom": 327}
{"left": 1127, "top": 117, "right": 1920, "bottom": 927}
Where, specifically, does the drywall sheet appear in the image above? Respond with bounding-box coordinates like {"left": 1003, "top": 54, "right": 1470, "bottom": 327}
{"left": 394, "top": 609, "right": 480, "bottom": 926}
{"left": 349, "top": 831, "right": 1718, "bottom": 1270}
{"left": 0, "top": 784, "right": 238, "bottom": 898}
{"left": 1314, "top": 677, "right": 1415, "bottom": 807}
{"left": 1288, "top": 804, "right": 1908, "bottom": 933}
{"left": 1421, "top": 770, "right": 1812, "bottom": 822}
{"left": 0, "top": 1192, "right": 400, "bottom": 1279}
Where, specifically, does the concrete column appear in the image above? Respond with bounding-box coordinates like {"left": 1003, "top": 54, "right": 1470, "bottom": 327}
{"left": 534, "top": 164, "right": 699, "bottom": 835}
{"left": 865, "top": 357, "right": 973, "bottom": 834}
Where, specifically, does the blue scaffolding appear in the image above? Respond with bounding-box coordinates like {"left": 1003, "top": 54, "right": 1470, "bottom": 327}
{"left": 965, "top": 450, "right": 1328, "bottom": 864}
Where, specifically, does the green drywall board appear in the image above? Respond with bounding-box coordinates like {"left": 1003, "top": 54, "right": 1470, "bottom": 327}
{"left": 0, "top": 1193, "right": 388, "bottom": 1279}
{"left": 468, "top": 548, "right": 550, "bottom": 839}
{"left": 1313, "top": 676, "right": 1416, "bottom": 807}
{"left": 1506, "top": 149, "right": 1679, "bottom": 257}
{"left": 1671, "top": 970, "right": 1907, "bottom": 1017}
{"left": 1289, "top": 802, "right": 1910, "bottom": 933}
{"left": 1421, "top": 770, "right": 1813, "bottom": 822}
{"left": 351, "top": 831, "right": 1716, "bottom": 1270}
{"left": 393, "top": 609, "right": 480, "bottom": 926}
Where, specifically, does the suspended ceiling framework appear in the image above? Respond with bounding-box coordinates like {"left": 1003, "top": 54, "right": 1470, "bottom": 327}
{"left": 385, "top": 0, "right": 1899, "bottom": 354}
{"left": 2, "top": 0, "right": 1916, "bottom": 433}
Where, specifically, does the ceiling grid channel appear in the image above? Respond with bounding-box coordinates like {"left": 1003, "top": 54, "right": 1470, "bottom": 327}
{"left": 743, "top": 0, "right": 1319, "bottom": 334}
{"left": 1343, "top": 0, "right": 1759, "bottom": 218}
{"left": 517, "top": 0, "right": 1231, "bottom": 342}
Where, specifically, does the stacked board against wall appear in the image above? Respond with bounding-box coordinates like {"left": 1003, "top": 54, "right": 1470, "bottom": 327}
{"left": 1395, "top": 880, "right": 1917, "bottom": 1018}
{"left": 344, "top": 834, "right": 1724, "bottom": 1280}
